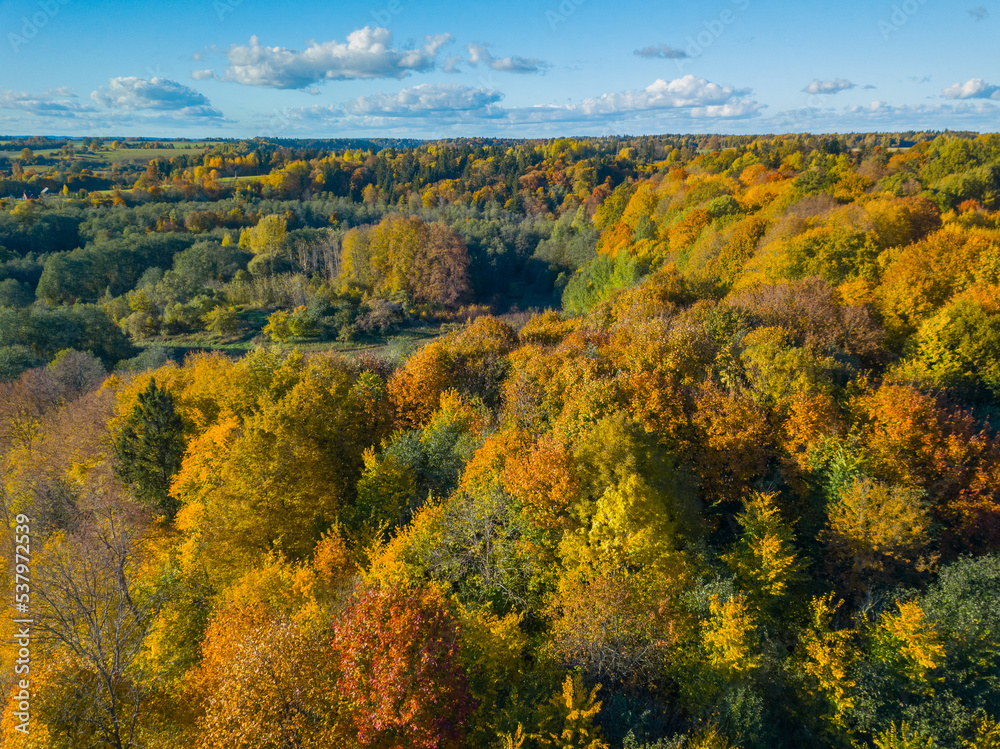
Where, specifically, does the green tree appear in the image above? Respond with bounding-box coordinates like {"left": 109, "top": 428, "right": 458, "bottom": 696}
{"left": 113, "top": 378, "right": 186, "bottom": 517}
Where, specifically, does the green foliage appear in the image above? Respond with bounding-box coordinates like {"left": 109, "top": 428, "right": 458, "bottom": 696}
{"left": 0, "top": 277, "right": 34, "bottom": 307}
{"left": 0, "top": 303, "right": 133, "bottom": 368}
{"left": 563, "top": 253, "right": 641, "bottom": 314}
{"left": 906, "top": 299, "right": 1000, "bottom": 401}
{"left": 114, "top": 377, "right": 186, "bottom": 517}
{"left": 0, "top": 343, "right": 41, "bottom": 381}
{"left": 354, "top": 400, "right": 479, "bottom": 531}
{"left": 8, "top": 132, "right": 1000, "bottom": 749}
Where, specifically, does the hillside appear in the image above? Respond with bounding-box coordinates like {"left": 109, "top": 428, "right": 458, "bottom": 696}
{"left": 2, "top": 131, "right": 1000, "bottom": 748}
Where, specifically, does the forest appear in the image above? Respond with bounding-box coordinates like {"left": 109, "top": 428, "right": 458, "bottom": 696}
{"left": 2, "top": 129, "right": 1000, "bottom": 749}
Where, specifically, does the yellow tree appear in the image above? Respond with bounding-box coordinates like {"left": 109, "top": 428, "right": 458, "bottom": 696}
{"left": 823, "top": 478, "right": 932, "bottom": 592}
{"left": 192, "top": 603, "right": 341, "bottom": 749}
{"left": 531, "top": 675, "right": 609, "bottom": 749}
{"left": 242, "top": 214, "right": 287, "bottom": 258}
{"left": 874, "top": 601, "right": 946, "bottom": 686}
{"left": 702, "top": 592, "right": 761, "bottom": 675}
{"left": 722, "top": 491, "right": 803, "bottom": 611}
{"left": 798, "top": 594, "right": 857, "bottom": 731}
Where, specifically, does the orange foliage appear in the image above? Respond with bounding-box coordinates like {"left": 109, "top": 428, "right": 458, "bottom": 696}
{"left": 502, "top": 435, "right": 580, "bottom": 530}
{"left": 332, "top": 585, "right": 474, "bottom": 749}
{"left": 691, "top": 385, "right": 772, "bottom": 504}
{"left": 855, "top": 382, "right": 1000, "bottom": 550}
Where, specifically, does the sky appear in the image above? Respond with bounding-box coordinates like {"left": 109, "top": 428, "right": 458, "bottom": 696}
{"left": 0, "top": 0, "right": 997, "bottom": 139}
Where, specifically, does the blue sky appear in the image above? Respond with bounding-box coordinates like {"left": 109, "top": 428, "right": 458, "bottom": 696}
{"left": 0, "top": 0, "right": 997, "bottom": 138}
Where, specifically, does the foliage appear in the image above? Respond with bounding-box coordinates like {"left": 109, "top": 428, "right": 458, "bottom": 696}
{"left": 5, "top": 132, "right": 1000, "bottom": 748}
{"left": 114, "top": 377, "right": 186, "bottom": 517}
{"left": 331, "top": 584, "right": 475, "bottom": 749}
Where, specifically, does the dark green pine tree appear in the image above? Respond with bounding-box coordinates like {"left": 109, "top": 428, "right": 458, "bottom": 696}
{"left": 114, "top": 378, "right": 185, "bottom": 518}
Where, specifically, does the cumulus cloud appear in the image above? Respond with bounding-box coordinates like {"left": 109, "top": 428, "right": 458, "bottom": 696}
{"left": 802, "top": 78, "right": 856, "bottom": 95}
{"left": 571, "top": 75, "right": 756, "bottom": 116}
{"left": 0, "top": 88, "right": 97, "bottom": 117}
{"left": 275, "top": 74, "right": 759, "bottom": 138}
{"left": 282, "top": 84, "right": 504, "bottom": 130}
{"left": 191, "top": 69, "right": 216, "bottom": 81}
{"left": 467, "top": 43, "right": 549, "bottom": 73}
{"left": 91, "top": 77, "right": 223, "bottom": 118}
{"left": 634, "top": 44, "right": 688, "bottom": 59}
{"left": 442, "top": 55, "right": 464, "bottom": 74}
{"left": 770, "top": 98, "right": 1000, "bottom": 133}
{"left": 493, "top": 75, "right": 760, "bottom": 128}
{"left": 942, "top": 77, "right": 1000, "bottom": 100}
{"left": 344, "top": 83, "right": 503, "bottom": 116}
{"left": 223, "top": 28, "right": 452, "bottom": 89}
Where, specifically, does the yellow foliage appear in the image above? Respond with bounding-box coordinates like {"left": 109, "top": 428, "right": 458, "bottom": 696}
{"left": 532, "top": 675, "right": 609, "bottom": 749}
{"left": 723, "top": 491, "right": 802, "bottom": 602}
{"left": 825, "top": 478, "right": 931, "bottom": 580}
{"left": 583, "top": 473, "right": 682, "bottom": 574}
{"left": 874, "top": 721, "right": 936, "bottom": 749}
{"left": 877, "top": 600, "right": 945, "bottom": 681}
{"left": 244, "top": 214, "right": 287, "bottom": 256}
{"left": 455, "top": 601, "right": 529, "bottom": 744}
{"left": 702, "top": 593, "right": 760, "bottom": 673}
{"left": 686, "top": 724, "right": 740, "bottom": 749}
{"left": 799, "top": 594, "right": 856, "bottom": 726}
{"left": 191, "top": 603, "right": 341, "bottom": 749}
{"left": 966, "top": 718, "right": 1000, "bottom": 749}
{"left": 363, "top": 501, "right": 446, "bottom": 588}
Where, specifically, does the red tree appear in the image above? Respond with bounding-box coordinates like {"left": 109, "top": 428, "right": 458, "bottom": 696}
{"left": 332, "top": 585, "right": 475, "bottom": 749}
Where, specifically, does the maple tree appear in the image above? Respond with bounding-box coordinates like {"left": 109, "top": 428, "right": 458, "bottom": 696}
{"left": 331, "top": 584, "right": 475, "bottom": 749}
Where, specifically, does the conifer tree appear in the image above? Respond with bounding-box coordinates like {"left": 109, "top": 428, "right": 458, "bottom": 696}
{"left": 114, "top": 378, "right": 185, "bottom": 518}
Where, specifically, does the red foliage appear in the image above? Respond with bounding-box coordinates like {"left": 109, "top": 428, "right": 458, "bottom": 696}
{"left": 332, "top": 586, "right": 475, "bottom": 749}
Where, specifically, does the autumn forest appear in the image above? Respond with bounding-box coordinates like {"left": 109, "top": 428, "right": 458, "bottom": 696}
{"left": 3, "top": 131, "right": 1000, "bottom": 749}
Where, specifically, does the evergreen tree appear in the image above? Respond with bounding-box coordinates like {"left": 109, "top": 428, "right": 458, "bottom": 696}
{"left": 114, "top": 378, "right": 185, "bottom": 518}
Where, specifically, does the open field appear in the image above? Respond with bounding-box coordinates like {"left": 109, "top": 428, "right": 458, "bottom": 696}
{"left": 0, "top": 140, "right": 223, "bottom": 165}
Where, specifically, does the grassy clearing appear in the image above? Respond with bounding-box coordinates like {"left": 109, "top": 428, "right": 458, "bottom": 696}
{"left": 139, "top": 316, "right": 445, "bottom": 364}
{"left": 1, "top": 141, "right": 224, "bottom": 165}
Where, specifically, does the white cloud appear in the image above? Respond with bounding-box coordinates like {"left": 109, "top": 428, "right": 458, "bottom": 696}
{"left": 223, "top": 28, "right": 452, "bottom": 89}
{"left": 942, "top": 77, "right": 1000, "bottom": 100}
{"left": 268, "top": 74, "right": 759, "bottom": 139}
{"left": 191, "top": 69, "right": 216, "bottom": 81}
{"left": 344, "top": 83, "right": 503, "bottom": 116}
{"left": 91, "top": 77, "right": 223, "bottom": 118}
{"left": 803, "top": 78, "right": 856, "bottom": 95}
{"left": 0, "top": 88, "right": 97, "bottom": 117}
{"left": 634, "top": 44, "right": 688, "bottom": 59}
{"left": 442, "top": 55, "right": 464, "bottom": 74}
{"left": 770, "top": 98, "right": 1000, "bottom": 133}
{"left": 467, "top": 43, "right": 549, "bottom": 73}
{"left": 572, "top": 75, "right": 756, "bottom": 116}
